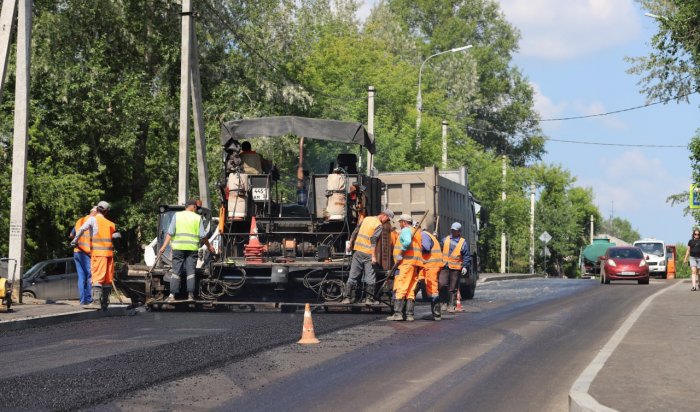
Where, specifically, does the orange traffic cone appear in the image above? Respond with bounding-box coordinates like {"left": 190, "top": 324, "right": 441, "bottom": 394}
{"left": 244, "top": 215, "right": 265, "bottom": 263}
{"left": 455, "top": 289, "right": 465, "bottom": 312}
{"left": 298, "top": 303, "right": 320, "bottom": 344}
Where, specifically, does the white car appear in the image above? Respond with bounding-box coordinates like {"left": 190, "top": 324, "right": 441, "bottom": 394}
{"left": 633, "top": 239, "right": 666, "bottom": 278}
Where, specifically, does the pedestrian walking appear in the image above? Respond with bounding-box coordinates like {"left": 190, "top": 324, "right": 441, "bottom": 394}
{"left": 72, "top": 201, "right": 120, "bottom": 310}
{"left": 159, "top": 199, "right": 215, "bottom": 302}
{"left": 387, "top": 214, "right": 423, "bottom": 321}
{"left": 70, "top": 206, "right": 97, "bottom": 307}
{"left": 683, "top": 229, "right": 700, "bottom": 291}
{"left": 341, "top": 209, "right": 394, "bottom": 304}
{"left": 439, "top": 222, "right": 471, "bottom": 313}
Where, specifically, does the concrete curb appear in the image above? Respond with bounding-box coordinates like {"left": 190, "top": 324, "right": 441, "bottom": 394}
{"left": 0, "top": 305, "right": 134, "bottom": 332}
{"left": 478, "top": 273, "right": 545, "bottom": 283}
{"left": 568, "top": 281, "right": 681, "bottom": 412}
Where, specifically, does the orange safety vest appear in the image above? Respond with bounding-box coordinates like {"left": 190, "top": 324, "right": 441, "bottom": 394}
{"left": 393, "top": 228, "right": 424, "bottom": 267}
{"left": 353, "top": 216, "right": 382, "bottom": 255}
{"left": 443, "top": 236, "right": 466, "bottom": 270}
{"left": 73, "top": 215, "right": 92, "bottom": 254}
{"left": 423, "top": 231, "right": 443, "bottom": 268}
{"left": 92, "top": 215, "right": 116, "bottom": 257}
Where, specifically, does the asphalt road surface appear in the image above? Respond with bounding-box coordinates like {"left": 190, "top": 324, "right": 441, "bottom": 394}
{"left": 0, "top": 278, "right": 665, "bottom": 411}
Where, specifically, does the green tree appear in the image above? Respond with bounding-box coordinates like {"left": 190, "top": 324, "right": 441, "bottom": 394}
{"left": 602, "top": 217, "right": 641, "bottom": 243}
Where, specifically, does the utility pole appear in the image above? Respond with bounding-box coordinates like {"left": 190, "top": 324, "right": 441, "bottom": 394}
{"left": 178, "top": 0, "right": 192, "bottom": 204}
{"left": 590, "top": 215, "right": 594, "bottom": 244}
{"left": 441, "top": 120, "right": 448, "bottom": 168}
{"left": 500, "top": 155, "right": 507, "bottom": 273}
{"left": 366, "top": 86, "right": 375, "bottom": 175}
{"left": 530, "top": 184, "right": 535, "bottom": 274}
{"left": 189, "top": 29, "right": 209, "bottom": 208}
{"left": 8, "top": 0, "right": 32, "bottom": 299}
{"left": 0, "top": 0, "right": 17, "bottom": 100}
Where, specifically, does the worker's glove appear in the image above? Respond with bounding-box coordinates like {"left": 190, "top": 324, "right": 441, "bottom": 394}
{"left": 461, "top": 267, "right": 468, "bottom": 277}
{"left": 69, "top": 240, "right": 77, "bottom": 247}
{"left": 395, "top": 253, "right": 403, "bottom": 261}
{"left": 112, "top": 232, "right": 122, "bottom": 239}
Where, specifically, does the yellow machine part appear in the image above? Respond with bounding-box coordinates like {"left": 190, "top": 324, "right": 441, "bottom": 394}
{"left": 0, "top": 277, "right": 6, "bottom": 297}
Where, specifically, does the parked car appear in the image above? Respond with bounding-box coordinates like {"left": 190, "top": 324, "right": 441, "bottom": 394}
{"left": 21, "top": 258, "right": 79, "bottom": 300}
{"left": 600, "top": 246, "right": 650, "bottom": 285}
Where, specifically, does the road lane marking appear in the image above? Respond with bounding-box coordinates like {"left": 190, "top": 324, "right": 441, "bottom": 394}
{"left": 569, "top": 281, "right": 681, "bottom": 412}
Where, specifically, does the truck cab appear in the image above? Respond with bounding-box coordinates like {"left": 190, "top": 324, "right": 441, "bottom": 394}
{"left": 633, "top": 238, "right": 667, "bottom": 278}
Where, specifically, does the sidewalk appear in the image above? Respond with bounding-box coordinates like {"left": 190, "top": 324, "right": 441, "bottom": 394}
{"left": 0, "top": 297, "right": 133, "bottom": 332}
{"left": 571, "top": 279, "right": 698, "bottom": 411}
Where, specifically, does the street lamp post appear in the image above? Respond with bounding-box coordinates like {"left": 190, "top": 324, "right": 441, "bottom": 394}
{"left": 416, "top": 45, "right": 472, "bottom": 145}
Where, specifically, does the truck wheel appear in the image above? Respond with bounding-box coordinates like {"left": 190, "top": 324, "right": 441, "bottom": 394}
{"left": 460, "top": 284, "right": 475, "bottom": 300}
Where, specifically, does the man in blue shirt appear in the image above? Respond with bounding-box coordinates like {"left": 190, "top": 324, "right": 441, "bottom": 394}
{"left": 439, "top": 222, "right": 471, "bottom": 313}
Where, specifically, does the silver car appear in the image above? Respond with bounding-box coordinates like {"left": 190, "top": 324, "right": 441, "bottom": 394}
{"left": 21, "top": 258, "right": 79, "bottom": 300}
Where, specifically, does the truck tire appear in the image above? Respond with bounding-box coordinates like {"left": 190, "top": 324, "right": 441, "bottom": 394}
{"left": 460, "top": 283, "right": 475, "bottom": 300}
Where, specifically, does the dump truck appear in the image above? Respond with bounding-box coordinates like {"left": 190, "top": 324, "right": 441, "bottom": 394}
{"left": 119, "top": 116, "right": 482, "bottom": 309}
{"left": 378, "top": 166, "right": 481, "bottom": 298}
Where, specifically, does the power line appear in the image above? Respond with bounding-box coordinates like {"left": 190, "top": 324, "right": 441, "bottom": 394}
{"left": 539, "top": 89, "right": 699, "bottom": 121}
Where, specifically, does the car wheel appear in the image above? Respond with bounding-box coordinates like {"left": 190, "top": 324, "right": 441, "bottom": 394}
{"left": 22, "top": 291, "right": 35, "bottom": 299}
{"left": 638, "top": 278, "right": 650, "bottom": 285}
{"left": 603, "top": 271, "right": 610, "bottom": 284}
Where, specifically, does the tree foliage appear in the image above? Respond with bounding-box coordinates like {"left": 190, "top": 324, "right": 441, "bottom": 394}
{"left": 0, "top": 0, "right": 601, "bottom": 275}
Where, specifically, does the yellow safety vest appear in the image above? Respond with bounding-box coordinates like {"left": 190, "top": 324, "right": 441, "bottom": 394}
{"left": 172, "top": 210, "right": 202, "bottom": 251}
{"left": 92, "top": 215, "right": 116, "bottom": 257}
{"left": 393, "top": 228, "right": 424, "bottom": 267}
{"left": 73, "top": 215, "right": 92, "bottom": 254}
{"left": 422, "top": 232, "right": 443, "bottom": 268}
{"left": 442, "top": 236, "right": 466, "bottom": 270}
{"left": 353, "top": 216, "right": 381, "bottom": 255}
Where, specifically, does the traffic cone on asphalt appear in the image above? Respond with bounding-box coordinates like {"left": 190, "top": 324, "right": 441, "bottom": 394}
{"left": 298, "top": 303, "right": 320, "bottom": 344}
{"left": 455, "top": 289, "right": 465, "bottom": 312}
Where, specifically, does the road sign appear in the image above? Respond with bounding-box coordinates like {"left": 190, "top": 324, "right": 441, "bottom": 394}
{"left": 539, "top": 231, "right": 552, "bottom": 244}
{"left": 691, "top": 184, "right": 700, "bottom": 209}
{"left": 542, "top": 246, "right": 551, "bottom": 257}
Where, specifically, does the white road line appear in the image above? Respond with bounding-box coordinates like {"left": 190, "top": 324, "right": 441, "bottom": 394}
{"left": 569, "top": 281, "right": 682, "bottom": 412}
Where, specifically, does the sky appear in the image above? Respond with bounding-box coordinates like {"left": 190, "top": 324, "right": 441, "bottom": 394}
{"left": 358, "top": 0, "right": 698, "bottom": 246}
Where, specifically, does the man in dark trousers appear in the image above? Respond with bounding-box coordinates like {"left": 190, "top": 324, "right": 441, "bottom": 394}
{"left": 439, "top": 222, "right": 471, "bottom": 313}
{"left": 159, "top": 199, "right": 215, "bottom": 302}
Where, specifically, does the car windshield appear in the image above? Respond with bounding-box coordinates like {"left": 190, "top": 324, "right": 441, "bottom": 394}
{"left": 22, "top": 262, "right": 44, "bottom": 279}
{"left": 635, "top": 242, "right": 664, "bottom": 257}
{"left": 609, "top": 248, "right": 643, "bottom": 259}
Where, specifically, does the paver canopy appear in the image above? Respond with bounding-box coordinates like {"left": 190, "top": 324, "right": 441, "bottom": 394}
{"left": 220, "top": 116, "right": 375, "bottom": 154}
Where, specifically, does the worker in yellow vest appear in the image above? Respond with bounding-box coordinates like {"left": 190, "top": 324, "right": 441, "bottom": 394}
{"left": 72, "top": 201, "right": 120, "bottom": 310}
{"left": 440, "top": 222, "right": 471, "bottom": 313}
{"left": 159, "top": 199, "right": 215, "bottom": 302}
{"left": 70, "top": 206, "right": 97, "bottom": 307}
{"left": 387, "top": 214, "right": 423, "bottom": 321}
{"left": 341, "top": 209, "right": 394, "bottom": 304}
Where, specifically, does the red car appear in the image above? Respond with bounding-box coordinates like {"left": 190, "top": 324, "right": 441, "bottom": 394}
{"left": 600, "top": 246, "right": 650, "bottom": 285}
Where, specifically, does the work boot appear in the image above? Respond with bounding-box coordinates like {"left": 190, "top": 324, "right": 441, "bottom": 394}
{"left": 362, "top": 283, "right": 376, "bottom": 305}
{"left": 100, "top": 286, "right": 111, "bottom": 311}
{"left": 165, "top": 294, "right": 176, "bottom": 303}
{"left": 405, "top": 299, "right": 415, "bottom": 322}
{"left": 340, "top": 284, "right": 356, "bottom": 304}
{"left": 386, "top": 299, "right": 406, "bottom": 321}
{"left": 431, "top": 298, "right": 442, "bottom": 321}
{"left": 88, "top": 287, "right": 102, "bottom": 309}
{"left": 447, "top": 291, "right": 456, "bottom": 313}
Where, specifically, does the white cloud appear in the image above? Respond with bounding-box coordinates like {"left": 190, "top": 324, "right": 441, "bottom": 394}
{"left": 582, "top": 150, "right": 683, "bottom": 215}
{"left": 532, "top": 82, "right": 567, "bottom": 120}
{"left": 498, "top": 0, "right": 642, "bottom": 60}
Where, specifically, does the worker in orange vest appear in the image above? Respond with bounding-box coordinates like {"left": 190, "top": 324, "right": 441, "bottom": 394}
{"left": 418, "top": 222, "right": 444, "bottom": 320}
{"left": 70, "top": 206, "right": 97, "bottom": 307}
{"left": 387, "top": 214, "right": 423, "bottom": 321}
{"left": 72, "top": 201, "right": 120, "bottom": 310}
{"left": 440, "top": 222, "right": 471, "bottom": 313}
{"left": 341, "top": 209, "right": 394, "bottom": 304}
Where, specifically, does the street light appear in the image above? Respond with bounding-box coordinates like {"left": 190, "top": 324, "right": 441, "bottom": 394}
{"left": 416, "top": 45, "right": 472, "bottom": 144}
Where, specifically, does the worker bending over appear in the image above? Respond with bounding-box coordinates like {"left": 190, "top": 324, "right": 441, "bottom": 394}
{"left": 439, "top": 222, "right": 471, "bottom": 313}
{"left": 341, "top": 209, "right": 394, "bottom": 304}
